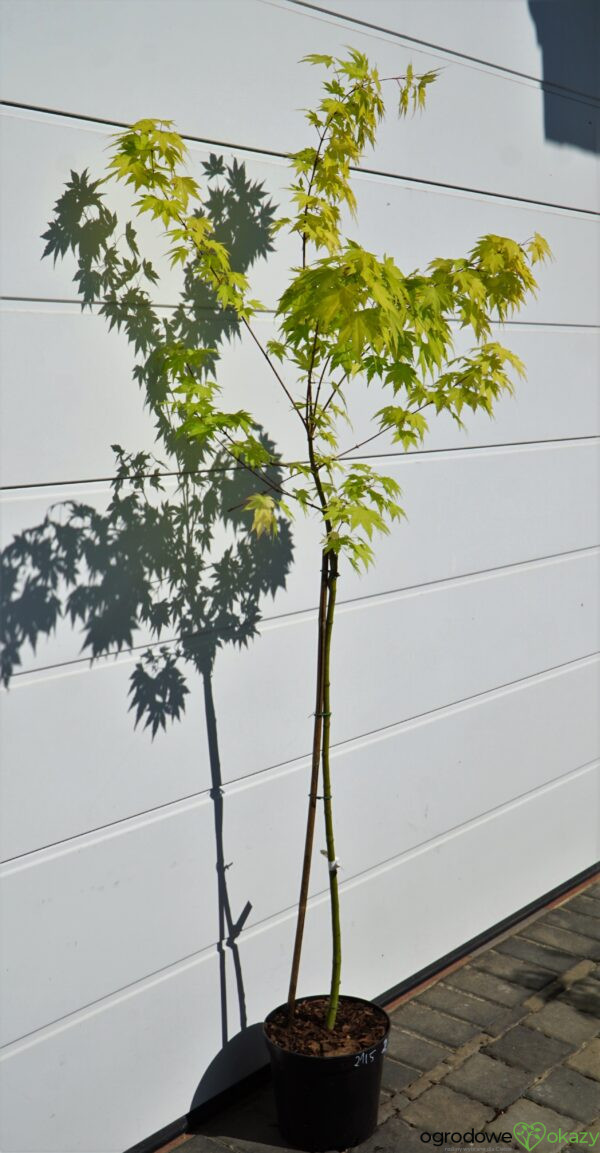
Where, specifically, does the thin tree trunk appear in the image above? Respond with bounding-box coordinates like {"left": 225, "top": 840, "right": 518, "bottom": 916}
{"left": 286, "top": 551, "right": 330, "bottom": 1020}
{"left": 202, "top": 662, "right": 251, "bottom": 1041}
{"left": 321, "top": 552, "right": 341, "bottom": 1029}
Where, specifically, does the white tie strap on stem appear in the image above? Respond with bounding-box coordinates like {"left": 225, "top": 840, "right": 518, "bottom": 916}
{"left": 320, "top": 849, "right": 341, "bottom": 873}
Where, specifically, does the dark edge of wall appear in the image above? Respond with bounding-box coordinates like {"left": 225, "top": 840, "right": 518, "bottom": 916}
{"left": 126, "top": 859, "right": 600, "bottom": 1153}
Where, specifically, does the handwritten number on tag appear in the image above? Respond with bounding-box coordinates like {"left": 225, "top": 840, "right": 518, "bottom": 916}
{"left": 354, "top": 1048, "right": 377, "bottom": 1067}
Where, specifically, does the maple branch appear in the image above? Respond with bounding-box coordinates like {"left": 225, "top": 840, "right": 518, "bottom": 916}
{"left": 241, "top": 316, "right": 308, "bottom": 431}
{"left": 174, "top": 207, "right": 308, "bottom": 432}
{"left": 179, "top": 357, "right": 295, "bottom": 505}
{"left": 217, "top": 430, "right": 287, "bottom": 497}
{"left": 300, "top": 75, "right": 367, "bottom": 267}
{"left": 306, "top": 323, "right": 320, "bottom": 430}
{"left": 216, "top": 429, "right": 320, "bottom": 514}
{"left": 320, "top": 372, "right": 348, "bottom": 417}
{"left": 302, "top": 122, "right": 330, "bottom": 269}
{"left": 312, "top": 351, "right": 332, "bottom": 414}
{"left": 335, "top": 401, "right": 428, "bottom": 459}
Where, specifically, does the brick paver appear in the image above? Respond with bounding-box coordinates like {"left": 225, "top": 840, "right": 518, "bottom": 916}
{"left": 483, "top": 1024, "right": 575, "bottom": 1073}
{"left": 495, "top": 935, "right": 580, "bottom": 975}
{"left": 444, "top": 1052, "right": 533, "bottom": 1109}
{"left": 547, "top": 906, "right": 600, "bottom": 942}
{"left": 388, "top": 1000, "right": 482, "bottom": 1047}
{"left": 526, "top": 1066, "right": 600, "bottom": 1123}
{"left": 172, "top": 875, "right": 600, "bottom": 1153}
{"left": 568, "top": 893, "right": 600, "bottom": 919}
{"left": 381, "top": 1057, "right": 420, "bottom": 1094}
{"left": 400, "top": 1083, "right": 494, "bottom": 1130}
{"left": 483, "top": 1005, "right": 530, "bottom": 1039}
{"left": 386, "top": 1026, "right": 450, "bottom": 1069}
{"left": 471, "top": 948, "right": 556, "bottom": 989}
{"left": 418, "top": 981, "right": 504, "bottom": 1027}
{"left": 446, "top": 964, "right": 529, "bottom": 1005}
{"left": 524, "top": 1000, "right": 599, "bottom": 1045}
{"left": 522, "top": 921, "right": 600, "bottom": 961}
{"left": 496, "top": 1098, "right": 580, "bottom": 1152}
{"left": 558, "top": 976, "right": 600, "bottom": 1017}
{"left": 567, "top": 1038, "right": 600, "bottom": 1081}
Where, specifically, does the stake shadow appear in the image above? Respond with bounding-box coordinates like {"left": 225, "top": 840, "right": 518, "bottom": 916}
{"left": 1, "top": 156, "right": 293, "bottom": 1056}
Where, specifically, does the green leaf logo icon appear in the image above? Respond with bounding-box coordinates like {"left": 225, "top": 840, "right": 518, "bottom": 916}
{"left": 513, "top": 1121, "right": 546, "bottom": 1151}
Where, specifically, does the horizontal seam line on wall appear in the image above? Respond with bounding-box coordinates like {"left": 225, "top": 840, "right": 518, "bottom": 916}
{"left": 0, "top": 934, "right": 217, "bottom": 1056}
{"left": 5, "top": 545, "right": 599, "bottom": 684}
{"left": 1, "top": 100, "right": 598, "bottom": 218}
{"left": 284, "top": 0, "right": 600, "bottom": 105}
{"left": 357, "top": 166, "right": 600, "bottom": 217}
{"left": 2, "top": 756, "right": 597, "bottom": 1051}
{"left": 2, "top": 298, "right": 600, "bottom": 330}
{"left": 2, "top": 651, "right": 598, "bottom": 867}
{"left": 2, "top": 435, "right": 598, "bottom": 493}
{"left": 344, "top": 436, "right": 600, "bottom": 460}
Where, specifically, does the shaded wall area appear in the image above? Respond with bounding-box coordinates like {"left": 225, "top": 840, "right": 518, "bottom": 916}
{"left": 529, "top": 0, "right": 599, "bottom": 153}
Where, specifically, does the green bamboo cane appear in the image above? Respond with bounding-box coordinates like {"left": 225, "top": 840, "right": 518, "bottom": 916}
{"left": 322, "top": 550, "right": 341, "bottom": 1029}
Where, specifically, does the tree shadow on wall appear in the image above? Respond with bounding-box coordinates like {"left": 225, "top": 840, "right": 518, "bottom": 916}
{"left": 1, "top": 156, "right": 293, "bottom": 1050}
{"left": 528, "top": 0, "right": 599, "bottom": 153}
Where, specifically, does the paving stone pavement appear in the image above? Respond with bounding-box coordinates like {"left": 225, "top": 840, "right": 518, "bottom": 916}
{"left": 163, "top": 877, "right": 600, "bottom": 1153}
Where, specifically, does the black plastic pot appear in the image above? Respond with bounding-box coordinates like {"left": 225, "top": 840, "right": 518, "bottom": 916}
{"left": 263, "top": 995, "right": 390, "bottom": 1152}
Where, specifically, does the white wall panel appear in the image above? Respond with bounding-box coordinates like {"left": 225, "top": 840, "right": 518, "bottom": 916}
{"left": 2, "top": 1, "right": 598, "bottom": 1149}
{"left": 212, "top": 549, "right": 599, "bottom": 780}
{"left": 0, "top": 945, "right": 226, "bottom": 1153}
{"left": 0, "top": 305, "right": 303, "bottom": 488}
{"left": 2, "top": 551, "right": 598, "bottom": 861}
{"left": 345, "top": 324, "right": 600, "bottom": 458}
{"left": 0, "top": 306, "right": 160, "bottom": 486}
{"left": 9, "top": 651, "right": 599, "bottom": 874}
{"left": 298, "top": 0, "right": 546, "bottom": 79}
{"left": 1, "top": 1, "right": 597, "bottom": 209}
{"left": 2, "top": 111, "right": 597, "bottom": 325}
{"left": 2, "top": 655, "right": 598, "bottom": 1044}
{"left": 0, "top": 801, "right": 220, "bottom": 1046}
{"left": 0, "top": 110, "right": 295, "bottom": 311}
{"left": 2, "top": 441, "right": 598, "bottom": 679}
{"left": 308, "top": 0, "right": 600, "bottom": 99}
{"left": 2, "top": 302, "right": 599, "bottom": 487}
{"left": 1, "top": 760, "right": 597, "bottom": 1153}
{"left": 0, "top": 656, "right": 210, "bottom": 860}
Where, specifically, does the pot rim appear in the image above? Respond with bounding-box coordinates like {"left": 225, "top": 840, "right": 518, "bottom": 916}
{"left": 263, "top": 993, "right": 390, "bottom": 1062}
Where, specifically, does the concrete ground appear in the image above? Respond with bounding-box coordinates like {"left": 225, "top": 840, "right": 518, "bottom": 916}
{"left": 162, "top": 875, "right": 600, "bottom": 1153}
